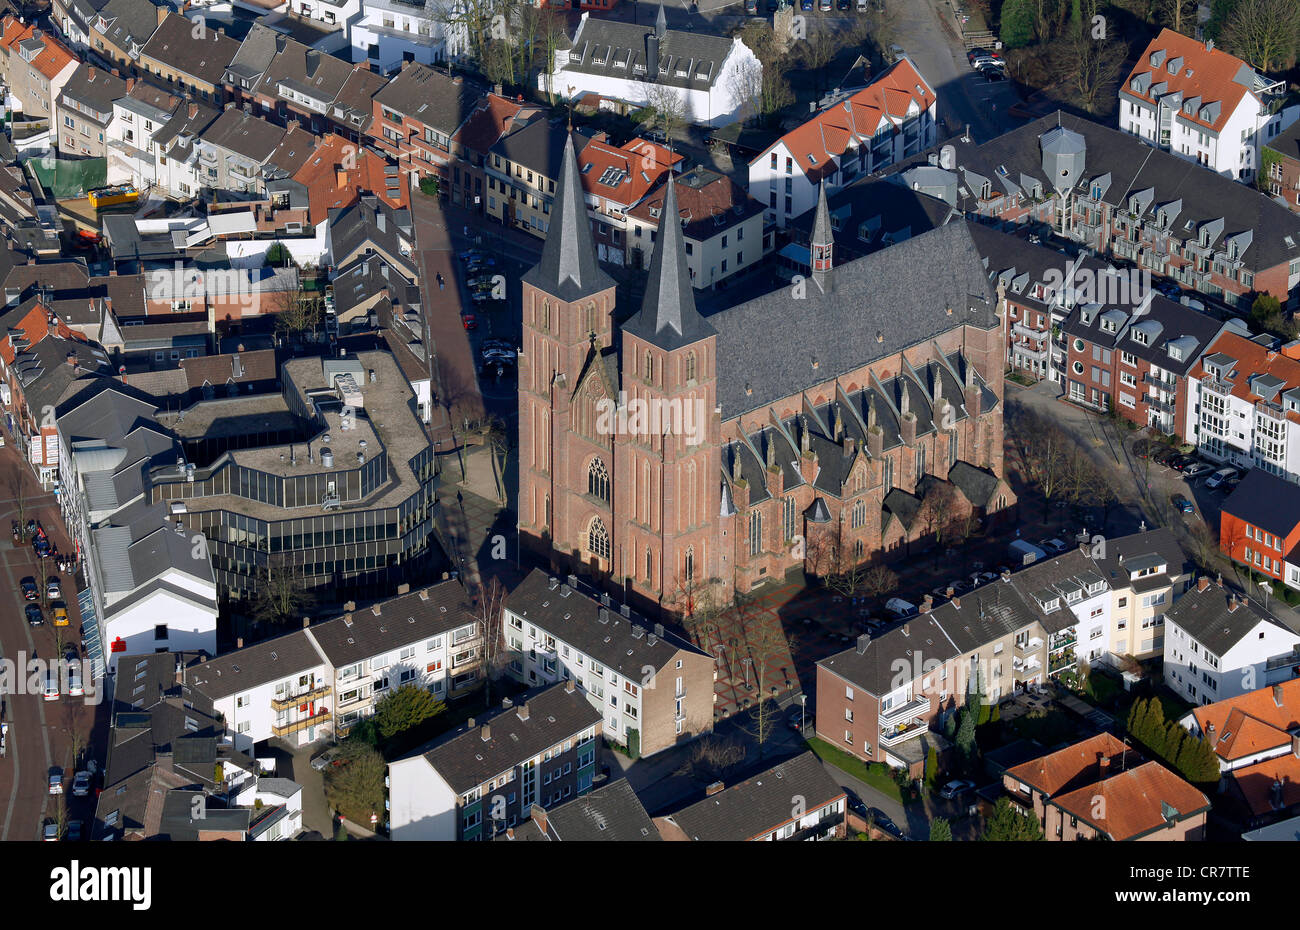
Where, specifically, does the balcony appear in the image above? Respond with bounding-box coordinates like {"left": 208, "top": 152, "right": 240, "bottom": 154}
{"left": 1142, "top": 394, "right": 1176, "bottom": 415}
{"left": 879, "top": 721, "right": 929, "bottom": 747}
{"left": 1049, "top": 648, "right": 1077, "bottom": 674}
{"left": 271, "top": 684, "right": 332, "bottom": 710}
{"left": 1015, "top": 637, "right": 1044, "bottom": 655}
{"left": 272, "top": 710, "right": 331, "bottom": 738}
{"left": 1257, "top": 402, "right": 1287, "bottom": 423}
{"left": 878, "top": 695, "right": 931, "bottom": 726}
{"left": 1143, "top": 372, "right": 1178, "bottom": 392}
{"left": 1013, "top": 655, "right": 1042, "bottom": 678}
{"left": 1049, "top": 633, "right": 1076, "bottom": 652}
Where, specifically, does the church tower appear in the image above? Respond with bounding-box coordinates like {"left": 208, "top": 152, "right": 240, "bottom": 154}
{"left": 620, "top": 177, "right": 723, "bottom": 613}
{"left": 810, "top": 179, "right": 833, "bottom": 293}
{"left": 518, "top": 133, "right": 619, "bottom": 573}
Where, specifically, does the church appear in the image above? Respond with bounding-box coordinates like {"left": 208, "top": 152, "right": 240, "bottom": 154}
{"left": 517, "top": 134, "right": 1017, "bottom": 616}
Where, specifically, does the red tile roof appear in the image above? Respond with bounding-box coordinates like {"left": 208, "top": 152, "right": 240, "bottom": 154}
{"left": 1051, "top": 760, "right": 1210, "bottom": 840}
{"left": 452, "top": 94, "right": 542, "bottom": 156}
{"left": 751, "top": 58, "right": 935, "bottom": 182}
{"left": 576, "top": 135, "right": 682, "bottom": 208}
{"left": 1122, "top": 28, "right": 1255, "bottom": 134}
{"left": 290, "top": 134, "right": 408, "bottom": 226}
{"left": 1005, "top": 731, "right": 1132, "bottom": 796}
{"left": 1192, "top": 680, "right": 1300, "bottom": 762}
{"left": 1230, "top": 751, "right": 1300, "bottom": 817}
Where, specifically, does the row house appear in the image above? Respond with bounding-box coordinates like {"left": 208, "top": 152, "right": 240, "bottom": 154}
{"left": 1060, "top": 287, "right": 1234, "bottom": 434}
{"left": 1003, "top": 732, "right": 1210, "bottom": 840}
{"left": 1119, "top": 29, "right": 1299, "bottom": 183}
{"left": 196, "top": 106, "right": 313, "bottom": 198}
{"left": 655, "top": 752, "right": 846, "bottom": 841}
{"left": 749, "top": 57, "right": 938, "bottom": 228}
{"left": 0, "top": 19, "right": 79, "bottom": 125}
{"left": 248, "top": 35, "right": 359, "bottom": 135}
{"left": 87, "top": 0, "right": 166, "bottom": 73}
{"left": 369, "top": 62, "right": 479, "bottom": 194}
{"left": 284, "top": 132, "right": 408, "bottom": 228}
{"left": 1163, "top": 574, "right": 1300, "bottom": 707}
{"left": 55, "top": 62, "right": 125, "bottom": 157}
{"left": 50, "top": 0, "right": 111, "bottom": 51}
{"left": 388, "top": 682, "right": 603, "bottom": 841}
{"left": 541, "top": 10, "right": 760, "bottom": 130}
{"left": 484, "top": 117, "right": 573, "bottom": 235}
{"left": 625, "top": 165, "right": 767, "bottom": 287}
{"left": 1220, "top": 469, "right": 1300, "bottom": 584}
{"left": 817, "top": 529, "right": 1191, "bottom": 769}
{"left": 1261, "top": 119, "right": 1300, "bottom": 212}
{"left": 106, "top": 78, "right": 221, "bottom": 199}
{"left": 1189, "top": 332, "right": 1300, "bottom": 480}
{"left": 447, "top": 92, "right": 546, "bottom": 213}
{"left": 137, "top": 12, "right": 240, "bottom": 105}
{"left": 910, "top": 113, "right": 1300, "bottom": 310}
{"left": 573, "top": 133, "right": 680, "bottom": 267}
{"left": 499, "top": 780, "right": 661, "bottom": 841}
{"left": 350, "top": 0, "right": 459, "bottom": 74}
{"left": 502, "top": 568, "right": 715, "bottom": 757}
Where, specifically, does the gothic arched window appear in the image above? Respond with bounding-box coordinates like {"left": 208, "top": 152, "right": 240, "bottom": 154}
{"left": 588, "top": 457, "right": 610, "bottom": 503}
{"left": 585, "top": 302, "right": 597, "bottom": 336}
{"left": 588, "top": 517, "right": 611, "bottom": 562}
{"left": 685, "top": 352, "right": 697, "bottom": 382}
{"left": 540, "top": 300, "right": 551, "bottom": 331}
{"left": 645, "top": 350, "right": 654, "bottom": 382}
{"left": 684, "top": 546, "right": 695, "bottom": 585}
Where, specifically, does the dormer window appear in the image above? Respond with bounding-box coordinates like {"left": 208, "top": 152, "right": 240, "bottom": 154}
{"left": 1132, "top": 330, "right": 1149, "bottom": 346}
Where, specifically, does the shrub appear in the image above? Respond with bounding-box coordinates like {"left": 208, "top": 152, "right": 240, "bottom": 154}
{"left": 418, "top": 176, "right": 440, "bottom": 197}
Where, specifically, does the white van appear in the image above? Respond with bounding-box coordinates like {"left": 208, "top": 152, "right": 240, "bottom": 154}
{"left": 885, "top": 597, "right": 917, "bottom": 618}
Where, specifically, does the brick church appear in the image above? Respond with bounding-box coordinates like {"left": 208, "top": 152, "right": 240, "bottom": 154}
{"left": 517, "top": 134, "right": 1016, "bottom": 615}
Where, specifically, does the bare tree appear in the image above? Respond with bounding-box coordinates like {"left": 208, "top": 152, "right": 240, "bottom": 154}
{"left": 269, "top": 284, "right": 321, "bottom": 346}
{"left": 483, "top": 415, "right": 511, "bottom": 505}
{"left": 919, "top": 481, "right": 962, "bottom": 551}
{"left": 7, "top": 470, "right": 26, "bottom": 539}
{"left": 861, "top": 564, "right": 899, "bottom": 602}
{"left": 674, "top": 734, "right": 747, "bottom": 781}
{"left": 1221, "top": 0, "right": 1300, "bottom": 73}
{"left": 1062, "top": 26, "right": 1126, "bottom": 115}
{"left": 474, "top": 577, "right": 508, "bottom": 709}
{"left": 249, "top": 557, "right": 317, "bottom": 633}
{"left": 1157, "top": 0, "right": 1198, "bottom": 35}
{"left": 735, "top": 612, "right": 790, "bottom": 758}
{"left": 644, "top": 83, "right": 689, "bottom": 143}
{"left": 799, "top": 24, "right": 837, "bottom": 95}
{"left": 825, "top": 557, "right": 871, "bottom": 599}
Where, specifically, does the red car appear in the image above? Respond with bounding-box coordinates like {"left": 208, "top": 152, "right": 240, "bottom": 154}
{"left": 461, "top": 313, "right": 477, "bottom": 331}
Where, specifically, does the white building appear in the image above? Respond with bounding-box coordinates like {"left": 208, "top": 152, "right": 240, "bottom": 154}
{"left": 1163, "top": 576, "right": 1300, "bottom": 706}
{"left": 1119, "top": 29, "right": 1300, "bottom": 182}
{"left": 541, "top": 9, "right": 760, "bottom": 130}
{"left": 106, "top": 80, "right": 176, "bottom": 189}
{"left": 749, "top": 57, "right": 937, "bottom": 228}
{"left": 1181, "top": 679, "right": 1300, "bottom": 773}
{"left": 350, "top": 0, "right": 461, "bottom": 74}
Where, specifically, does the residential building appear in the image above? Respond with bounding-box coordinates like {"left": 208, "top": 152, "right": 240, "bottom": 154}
{"left": 625, "top": 165, "right": 766, "bottom": 285}
{"left": 1119, "top": 29, "right": 1299, "bottom": 182}
{"left": 448, "top": 91, "right": 545, "bottom": 214}
{"left": 350, "top": 0, "right": 458, "bottom": 73}
{"left": 369, "top": 62, "right": 479, "bottom": 193}
{"left": 387, "top": 681, "right": 603, "bottom": 841}
{"left": 56, "top": 63, "right": 126, "bottom": 158}
{"left": 1093, "top": 527, "right": 1192, "bottom": 664}
{"left": 484, "top": 117, "right": 574, "bottom": 234}
{"left": 497, "top": 779, "right": 660, "bottom": 841}
{"left": 749, "top": 57, "right": 937, "bottom": 227}
{"left": 1261, "top": 118, "right": 1300, "bottom": 212}
{"left": 51, "top": 0, "right": 113, "bottom": 52}
{"left": 138, "top": 12, "right": 240, "bottom": 105}
{"left": 1182, "top": 679, "right": 1300, "bottom": 772}
{"left": 541, "top": 9, "right": 761, "bottom": 129}
{"left": 908, "top": 112, "right": 1300, "bottom": 309}
{"left": 654, "top": 751, "right": 846, "bottom": 841}
{"left": 86, "top": 0, "right": 167, "bottom": 72}
{"left": 288, "top": 132, "right": 408, "bottom": 227}
{"left": 0, "top": 20, "right": 79, "bottom": 125}
{"left": 1220, "top": 469, "right": 1300, "bottom": 583}
{"left": 573, "top": 133, "right": 681, "bottom": 267}
{"left": 106, "top": 78, "right": 183, "bottom": 189}
{"left": 517, "top": 135, "right": 1012, "bottom": 611}
{"left": 1189, "top": 332, "right": 1300, "bottom": 479}
{"left": 249, "top": 35, "right": 358, "bottom": 134}
{"left": 1163, "top": 575, "right": 1300, "bottom": 706}
{"left": 1003, "top": 733, "right": 1209, "bottom": 840}
{"left": 306, "top": 578, "right": 485, "bottom": 731}
{"left": 502, "top": 568, "right": 714, "bottom": 756}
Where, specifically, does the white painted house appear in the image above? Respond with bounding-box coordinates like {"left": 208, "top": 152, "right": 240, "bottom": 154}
{"left": 541, "top": 8, "right": 760, "bottom": 130}
{"left": 349, "top": 0, "right": 462, "bottom": 74}
{"left": 1163, "top": 576, "right": 1300, "bottom": 706}
{"left": 749, "top": 57, "right": 938, "bottom": 228}
{"left": 1119, "top": 29, "right": 1300, "bottom": 182}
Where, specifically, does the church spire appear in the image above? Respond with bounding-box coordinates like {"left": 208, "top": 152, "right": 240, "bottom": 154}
{"left": 521, "top": 132, "right": 615, "bottom": 303}
{"left": 625, "top": 175, "right": 714, "bottom": 351}
{"left": 810, "top": 179, "right": 833, "bottom": 293}
{"left": 655, "top": 3, "right": 667, "bottom": 38}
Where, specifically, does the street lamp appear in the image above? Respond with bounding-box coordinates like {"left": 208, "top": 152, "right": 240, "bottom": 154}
{"left": 800, "top": 693, "right": 807, "bottom": 733}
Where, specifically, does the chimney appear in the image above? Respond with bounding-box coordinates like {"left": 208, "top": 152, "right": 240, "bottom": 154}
{"left": 303, "top": 616, "right": 311, "bottom": 628}
{"left": 1274, "top": 683, "right": 1285, "bottom": 708}
{"left": 126, "top": 77, "right": 135, "bottom": 93}
{"left": 705, "top": 781, "right": 725, "bottom": 797}
{"left": 1000, "top": 569, "right": 1011, "bottom": 583}
{"left": 951, "top": 596, "right": 961, "bottom": 610}
{"left": 921, "top": 594, "right": 933, "bottom": 613}
{"left": 336, "top": 169, "right": 349, "bottom": 187}
{"left": 1227, "top": 595, "right": 1239, "bottom": 613}
{"left": 88, "top": 69, "right": 96, "bottom": 82}
{"left": 1197, "top": 575, "right": 1210, "bottom": 593}
{"left": 397, "top": 582, "right": 410, "bottom": 595}
{"left": 856, "top": 633, "right": 870, "bottom": 654}
{"left": 505, "top": 827, "right": 514, "bottom": 839}
{"left": 481, "top": 723, "right": 491, "bottom": 741}
{"left": 530, "top": 804, "right": 547, "bottom": 833}
{"left": 1206, "top": 722, "right": 1215, "bottom": 743}
{"left": 1292, "top": 734, "right": 1300, "bottom": 759}
{"left": 188, "top": 103, "right": 198, "bottom": 119}
{"left": 516, "top": 702, "right": 529, "bottom": 722}
{"left": 1098, "top": 752, "right": 1111, "bottom": 775}
{"left": 236, "top": 637, "right": 243, "bottom": 649}
{"left": 565, "top": 679, "right": 575, "bottom": 694}
{"left": 344, "top": 600, "right": 356, "bottom": 612}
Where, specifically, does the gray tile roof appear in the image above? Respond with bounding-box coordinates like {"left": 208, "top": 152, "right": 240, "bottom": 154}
{"left": 947, "top": 460, "right": 1000, "bottom": 508}
{"left": 1222, "top": 468, "right": 1300, "bottom": 538}
{"left": 520, "top": 133, "right": 616, "bottom": 304}
{"left": 1061, "top": 291, "right": 1226, "bottom": 378}
{"left": 1164, "top": 582, "right": 1295, "bottom": 656}
{"left": 664, "top": 751, "right": 845, "bottom": 841}
{"left": 307, "top": 579, "right": 478, "bottom": 666}
{"left": 140, "top": 12, "right": 240, "bottom": 86}
{"left": 188, "top": 629, "right": 325, "bottom": 699}
{"left": 254, "top": 38, "right": 353, "bottom": 109}
{"left": 93, "top": 0, "right": 163, "bottom": 53}
{"left": 418, "top": 682, "right": 602, "bottom": 794}
{"left": 56, "top": 63, "right": 127, "bottom": 123}
{"left": 371, "top": 62, "right": 480, "bottom": 133}
{"left": 201, "top": 108, "right": 288, "bottom": 163}
{"left": 564, "top": 13, "right": 738, "bottom": 92}
{"left": 542, "top": 778, "right": 660, "bottom": 840}
{"left": 819, "top": 614, "right": 960, "bottom": 696}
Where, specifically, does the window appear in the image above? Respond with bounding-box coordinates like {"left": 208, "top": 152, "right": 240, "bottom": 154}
{"left": 587, "top": 457, "right": 610, "bottom": 502}
{"left": 587, "top": 518, "right": 611, "bottom": 561}
{"left": 748, "top": 511, "right": 763, "bottom": 556}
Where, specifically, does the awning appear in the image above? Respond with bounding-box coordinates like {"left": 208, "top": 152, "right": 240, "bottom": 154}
{"left": 78, "top": 587, "right": 105, "bottom": 681}
{"left": 777, "top": 243, "right": 810, "bottom": 264}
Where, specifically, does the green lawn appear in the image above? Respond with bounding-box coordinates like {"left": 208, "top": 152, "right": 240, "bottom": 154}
{"left": 806, "top": 737, "right": 905, "bottom": 804}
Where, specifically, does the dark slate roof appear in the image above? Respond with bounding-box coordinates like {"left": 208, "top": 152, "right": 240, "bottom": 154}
{"left": 542, "top": 779, "right": 661, "bottom": 840}
{"left": 819, "top": 614, "right": 960, "bottom": 696}
{"left": 418, "top": 683, "right": 602, "bottom": 794}
{"left": 141, "top": 12, "right": 240, "bottom": 86}
{"left": 1061, "top": 291, "right": 1227, "bottom": 378}
{"left": 489, "top": 116, "right": 582, "bottom": 178}
{"left": 810, "top": 179, "right": 832, "bottom": 246}
{"left": 788, "top": 178, "right": 954, "bottom": 260}
{"left": 1091, "top": 527, "right": 1190, "bottom": 587}
{"left": 1266, "top": 117, "right": 1300, "bottom": 163}
{"left": 187, "top": 629, "right": 324, "bottom": 699}
{"left": 623, "top": 175, "right": 716, "bottom": 351}
{"left": 665, "top": 751, "right": 845, "bottom": 841}
{"left": 371, "top": 62, "right": 480, "bottom": 133}
{"left": 933, "top": 572, "right": 1050, "bottom": 650}
{"left": 520, "top": 132, "right": 616, "bottom": 303}
{"left": 56, "top": 63, "right": 127, "bottom": 123}
{"left": 159, "top": 790, "right": 251, "bottom": 840}
{"left": 967, "top": 222, "right": 1113, "bottom": 315}
{"left": 505, "top": 568, "right": 705, "bottom": 677}
{"left": 94, "top": 0, "right": 163, "bottom": 52}
{"left": 707, "top": 220, "right": 997, "bottom": 418}
{"left": 200, "top": 108, "right": 287, "bottom": 163}
{"left": 307, "top": 579, "right": 478, "bottom": 666}
{"left": 564, "top": 12, "right": 737, "bottom": 92}
{"left": 947, "top": 460, "right": 1000, "bottom": 508}
{"left": 1164, "top": 582, "right": 1294, "bottom": 656}
{"left": 1222, "top": 468, "right": 1300, "bottom": 537}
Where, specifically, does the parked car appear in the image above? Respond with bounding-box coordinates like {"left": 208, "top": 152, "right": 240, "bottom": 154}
{"left": 818, "top": 0, "right": 832, "bottom": 11}
{"left": 66, "top": 820, "right": 82, "bottom": 842}
{"left": 866, "top": 807, "right": 905, "bottom": 839}
{"left": 845, "top": 791, "right": 867, "bottom": 818}
{"left": 20, "top": 577, "right": 38, "bottom": 601}
{"left": 885, "top": 597, "right": 917, "bottom": 618}
{"left": 461, "top": 313, "right": 478, "bottom": 331}
{"left": 43, "top": 821, "right": 58, "bottom": 842}
{"left": 1182, "top": 462, "right": 1213, "bottom": 479}
{"left": 71, "top": 770, "right": 91, "bottom": 797}
{"left": 46, "top": 578, "right": 61, "bottom": 599}
{"left": 310, "top": 746, "right": 346, "bottom": 772}
{"left": 67, "top": 671, "right": 84, "bottom": 697}
{"left": 1172, "top": 494, "right": 1195, "bottom": 514}
{"left": 52, "top": 604, "right": 69, "bottom": 627}
{"left": 25, "top": 604, "right": 43, "bottom": 626}
{"left": 43, "top": 672, "right": 59, "bottom": 701}
{"left": 49, "top": 770, "right": 63, "bottom": 794}
{"left": 837, "top": 0, "right": 851, "bottom": 9}
{"left": 967, "top": 47, "right": 991, "bottom": 62}
{"left": 939, "top": 779, "right": 974, "bottom": 800}
{"left": 856, "top": 0, "right": 868, "bottom": 10}
{"left": 1040, "top": 538, "right": 1068, "bottom": 555}
{"left": 800, "top": 0, "right": 813, "bottom": 9}
{"left": 981, "top": 66, "right": 1006, "bottom": 81}
{"left": 1206, "top": 467, "right": 1239, "bottom": 490}
{"left": 745, "top": 0, "right": 757, "bottom": 12}
{"left": 1151, "top": 446, "right": 1177, "bottom": 465}
{"left": 972, "top": 55, "right": 1003, "bottom": 70}
{"left": 1168, "top": 454, "right": 1196, "bottom": 471}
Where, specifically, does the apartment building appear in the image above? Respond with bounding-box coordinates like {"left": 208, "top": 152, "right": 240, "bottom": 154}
{"left": 542, "top": 10, "right": 760, "bottom": 129}
{"left": 1163, "top": 575, "right": 1300, "bottom": 706}
{"left": 307, "top": 579, "right": 484, "bottom": 733}
{"left": 1093, "top": 527, "right": 1191, "bottom": 664}
{"left": 1003, "top": 733, "right": 1209, "bottom": 840}
{"left": 502, "top": 569, "right": 714, "bottom": 757}
{"left": 484, "top": 117, "right": 573, "bottom": 235}
{"left": 1182, "top": 679, "right": 1300, "bottom": 773}
{"left": 750, "top": 58, "right": 937, "bottom": 228}
{"left": 448, "top": 92, "right": 545, "bottom": 214}
{"left": 350, "top": 0, "right": 458, "bottom": 73}
{"left": 0, "top": 20, "right": 78, "bottom": 125}
{"left": 249, "top": 35, "right": 357, "bottom": 134}
{"left": 1220, "top": 469, "right": 1300, "bottom": 583}
{"left": 499, "top": 779, "right": 660, "bottom": 841}
{"left": 573, "top": 133, "right": 680, "bottom": 267}
{"left": 387, "top": 681, "right": 603, "bottom": 841}
{"left": 1189, "top": 332, "right": 1300, "bottom": 478}
{"left": 51, "top": 0, "right": 111, "bottom": 52}
{"left": 138, "top": 12, "right": 240, "bottom": 105}
{"left": 1262, "top": 119, "right": 1300, "bottom": 212}
{"left": 1060, "top": 288, "right": 1233, "bottom": 433}
{"left": 106, "top": 78, "right": 180, "bottom": 188}
{"left": 907, "top": 112, "right": 1300, "bottom": 309}
{"left": 625, "top": 165, "right": 766, "bottom": 286}
{"left": 196, "top": 107, "right": 306, "bottom": 197}
{"left": 55, "top": 63, "right": 125, "bottom": 157}
{"left": 1119, "top": 29, "right": 1299, "bottom": 182}
{"left": 369, "top": 62, "right": 479, "bottom": 192}
{"left": 654, "top": 751, "right": 846, "bottom": 841}
{"left": 86, "top": 0, "right": 166, "bottom": 72}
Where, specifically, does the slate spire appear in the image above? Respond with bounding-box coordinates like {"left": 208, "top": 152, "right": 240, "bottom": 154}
{"left": 521, "top": 132, "right": 615, "bottom": 303}
{"left": 655, "top": 3, "right": 667, "bottom": 38}
{"left": 810, "top": 179, "right": 833, "bottom": 292}
{"left": 625, "top": 175, "right": 714, "bottom": 351}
